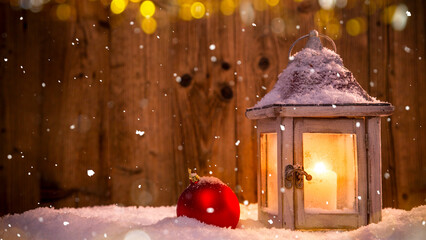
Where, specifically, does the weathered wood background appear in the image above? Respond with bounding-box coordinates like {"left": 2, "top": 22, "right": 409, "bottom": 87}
{"left": 0, "top": 0, "right": 424, "bottom": 215}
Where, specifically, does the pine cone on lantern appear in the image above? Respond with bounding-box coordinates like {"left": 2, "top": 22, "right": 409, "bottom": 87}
{"left": 176, "top": 169, "right": 240, "bottom": 229}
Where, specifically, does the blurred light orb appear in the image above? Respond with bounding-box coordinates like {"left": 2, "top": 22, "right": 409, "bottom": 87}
{"left": 391, "top": 4, "right": 409, "bottom": 31}
{"left": 56, "top": 3, "right": 71, "bottom": 21}
{"left": 319, "top": 0, "right": 336, "bottom": 10}
{"left": 190, "top": 2, "right": 206, "bottom": 19}
{"left": 346, "top": 18, "right": 361, "bottom": 36}
{"left": 220, "top": 0, "right": 236, "bottom": 16}
{"left": 130, "top": 0, "right": 141, "bottom": 2}
{"left": 142, "top": 17, "right": 157, "bottom": 34}
{"left": 179, "top": 3, "right": 193, "bottom": 21}
{"left": 124, "top": 230, "right": 151, "bottom": 240}
{"left": 266, "top": 0, "right": 280, "bottom": 7}
{"left": 325, "top": 19, "right": 341, "bottom": 39}
{"left": 19, "top": 0, "right": 31, "bottom": 9}
{"left": 140, "top": 0, "right": 155, "bottom": 18}
{"left": 110, "top": 0, "right": 128, "bottom": 14}
{"left": 253, "top": 0, "right": 268, "bottom": 11}
{"left": 239, "top": 2, "right": 255, "bottom": 25}
{"left": 335, "top": 0, "right": 347, "bottom": 8}
{"left": 271, "top": 17, "right": 285, "bottom": 34}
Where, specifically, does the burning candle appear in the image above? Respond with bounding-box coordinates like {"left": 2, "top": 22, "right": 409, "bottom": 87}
{"left": 304, "top": 162, "right": 337, "bottom": 211}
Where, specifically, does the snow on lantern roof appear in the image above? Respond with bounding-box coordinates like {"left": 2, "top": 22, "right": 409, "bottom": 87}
{"left": 246, "top": 30, "right": 393, "bottom": 119}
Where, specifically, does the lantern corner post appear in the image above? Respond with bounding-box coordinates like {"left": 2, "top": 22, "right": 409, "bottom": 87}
{"left": 281, "top": 117, "right": 295, "bottom": 229}
{"left": 366, "top": 117, "right": 383, "bottom": 223}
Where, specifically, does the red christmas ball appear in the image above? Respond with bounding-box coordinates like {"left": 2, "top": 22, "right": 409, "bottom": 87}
{"left": 177, "top": 173, "right": 240, "bottom": 229}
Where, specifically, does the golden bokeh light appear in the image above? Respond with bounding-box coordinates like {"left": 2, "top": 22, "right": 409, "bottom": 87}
{"left": 130, "top": 0, "right": 142, "bottom": 2}
{"left": 56, "top": 3, "right": 71, "bottom": 21}
{"left": 142, "top": 17, "right": 157, "bottom": 34}
{"left": 220, "top": 0, "right": 236, "bottom": 16}
{"left": 266, "top": 0, "right": 280, "bottom": 7}
{"left": 110, "top": 0, "right": 128, "bottom": 14}
{"left": 346, "top": 17, "right": 366, "bottom": 36}
{"left": 325, "top": 19, "right": 341, "bottom": 40}
{"left": 179, "top": 3, "right": 193, "bottom": 21}
{"left": 253, "top": 0, "right": 268, "bottom": 11}
{"left": 140, "top": 0, "right": 155, "bottom": 18}
{"left": 314, "top": 9, "right": 335, "bottom": 28}
{"left": 190, "top": 2, "right": 206, "bottom": 19}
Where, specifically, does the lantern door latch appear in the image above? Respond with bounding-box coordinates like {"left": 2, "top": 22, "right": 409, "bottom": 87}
{"left": 285, "top": 165, "right": 312, "bottom": 189}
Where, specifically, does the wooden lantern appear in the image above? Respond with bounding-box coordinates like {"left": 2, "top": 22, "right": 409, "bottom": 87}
{"left": 246, "top": 30, "right": 394, "bottom": 230}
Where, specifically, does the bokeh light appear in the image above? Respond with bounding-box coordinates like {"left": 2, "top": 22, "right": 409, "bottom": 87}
{"left": 110, "top": 0, "right": 128, "bottom": 15}
{"left": 253, "top": 0, "right": 268, "bottom": 11}
{"left": 142, "top": 17, "right": 157, "bottom": 34}
{"left": 240, "top": 1, "right": 255, "bottom": 25}
{"left": 271, "top": 17, "right": 285, "bottom": 34}
{"left": 325, "top": 19, "right": 341, "bottom": 40}
{"left": 179, "top": 3, "right": 192, "bottom": 21}
{"left": 314, "top": 9, "right": 335, "bottom": 29}
{"left": 335, "top": 0, "right": 347, "bottom": 8}
{"left": 318, "top": 0, "right": 336, "bottom": 10}
{"left": 391, "top": 4, "right": 409, "bottom": 31}
{"left": 130, "top": 0, "right": 141, "bottom": 2}
{"left": 346, "top": 17, "right": 366, "bottom": 36}
{"left": 140, "top": 0, "right": 155, "bottom": 18}
{"left": 190, "top": 2, "right": 206, "bottom": 19}
{"left": 266, "top": 0, "right": 280, "bottom": 7}
{"left": 56, "top": 3, "right": 71, "bottom": 21}
{"left": 220, "top": 0, "right": 236, "bottom": 16}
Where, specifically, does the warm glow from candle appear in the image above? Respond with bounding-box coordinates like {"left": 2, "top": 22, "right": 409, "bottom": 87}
{"left": 313, "top": 162, "right": 327, "bottom": 173}
{"left": 305, "top": 160, "right": 337, "bottom": 211}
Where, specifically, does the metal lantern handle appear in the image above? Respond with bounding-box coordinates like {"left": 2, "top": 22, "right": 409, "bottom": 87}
{"left": 288, "top": 32, "right": 337, "bottom": 59}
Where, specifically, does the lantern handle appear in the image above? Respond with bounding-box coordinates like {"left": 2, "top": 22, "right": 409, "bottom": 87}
{"left": 288, "top": 31, "right": 337, "bottom": 60}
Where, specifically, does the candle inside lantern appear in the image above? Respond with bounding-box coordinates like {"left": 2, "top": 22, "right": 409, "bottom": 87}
{"left": 304, "top": 162, "right": 337, "bottom": 211}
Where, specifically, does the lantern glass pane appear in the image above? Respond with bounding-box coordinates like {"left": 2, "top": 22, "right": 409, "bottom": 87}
{"left": 260, "top": 133, "right": 278, "bottom": 215}
{"left": 303, "top": 133, "right": 357, "bottom": 213}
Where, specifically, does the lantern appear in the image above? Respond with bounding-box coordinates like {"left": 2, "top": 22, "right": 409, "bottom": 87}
{"left": 246, "top": 30, "right": 394, "bottom": 230}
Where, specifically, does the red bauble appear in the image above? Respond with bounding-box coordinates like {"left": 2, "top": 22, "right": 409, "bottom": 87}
{"left": 177, "top": 175, "right": 240, "bottom": 229}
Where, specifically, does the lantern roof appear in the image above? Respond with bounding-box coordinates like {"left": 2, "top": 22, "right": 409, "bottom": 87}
{"left": 246, "top": 30, "right": 393, "bottom": 119}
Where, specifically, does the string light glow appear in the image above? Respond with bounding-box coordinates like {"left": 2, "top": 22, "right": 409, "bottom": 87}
{"left": 220, "top": 0, "right": 236, "bottom": 16}
{"left": 179, "top": 3, "right": 192, "bottom": 21}
{"left": 140, "top": 0, "right": 155, "bottom": 18}
{"left": 266, "top": 0, "right": 280, "bottom": 7}
{"left": 142, "top": 17, "right": 157, "bottom": 34}
{"left": 110, "top": 0, "right": 128, "bottom": 15}
{"left": 56, "top": 4, "right": 71, "bottom": 21}
{"left": 190, "top": 2, "right": 206, "bottom": 19}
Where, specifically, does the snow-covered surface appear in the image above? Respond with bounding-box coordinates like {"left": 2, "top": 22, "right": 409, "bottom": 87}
{"left": 197, "top": 176, "right": 226, "bottom": 186}
{"left": 1, "top": 204, "right": 425, "bottom": 240}
{"left": 253, "top": 35, "right": 383, "bottom": 108}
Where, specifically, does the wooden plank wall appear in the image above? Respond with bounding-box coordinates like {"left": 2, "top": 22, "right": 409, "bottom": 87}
{"left": 0, "top": 0, "right": 424, "bottom": 215}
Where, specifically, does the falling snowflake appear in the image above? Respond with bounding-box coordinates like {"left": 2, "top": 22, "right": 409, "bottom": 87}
{"left": 209, "top": 44, "right": 216, "bottom": 50}
{"left": 87, "top": 170, "right": 95, "bottom": 177}
{"left": 136, "top": 130, "right": 145, "bottom": 136}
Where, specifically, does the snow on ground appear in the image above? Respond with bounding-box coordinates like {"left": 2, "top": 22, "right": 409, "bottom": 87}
{"left": 1, "top": 204, "right": 425, "bottom": 240}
